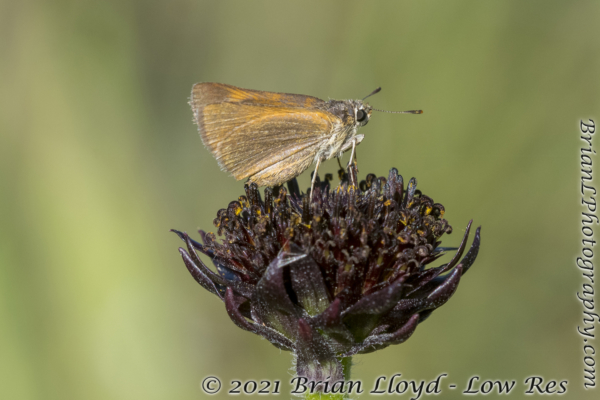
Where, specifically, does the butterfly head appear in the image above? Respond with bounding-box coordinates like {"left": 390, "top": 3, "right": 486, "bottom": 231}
{"left": 352, "top": 100, "right": 373, "bottom": 128}
{"left": 326, "top": 87, "right": 422, "bottom": 132}
{"left": 325, "top": 99, "right": 373, "bottom": 130}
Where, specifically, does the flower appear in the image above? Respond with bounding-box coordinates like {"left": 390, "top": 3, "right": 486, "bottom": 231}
{"left": 173, "top": 165, "right": 481, "bottom": 386}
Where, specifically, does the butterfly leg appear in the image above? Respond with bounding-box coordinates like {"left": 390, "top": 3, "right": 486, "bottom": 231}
{"left": 348, "top": 140, "right": 357, "bottom": 168}
{"left": 310, "top": 157, "right": 322, "bottom": 201}
{"left": 348, "top": 140, "right": 359, "bottom": 187}
{"left": 347, "top": 134, "right": 365, "bottom": 167}
{"left": 340, "top": 134, "right": 364, "bottom": 166}
{"left": 339, "top": 135, "right": 364, "bottom": 187}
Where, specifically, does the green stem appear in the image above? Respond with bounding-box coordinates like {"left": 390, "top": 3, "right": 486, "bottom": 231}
{"left": 341, "top": 357, "right": 352, "bottom": 381}
{"left": 304, "top": 357, "right": 353, "bottom": 400}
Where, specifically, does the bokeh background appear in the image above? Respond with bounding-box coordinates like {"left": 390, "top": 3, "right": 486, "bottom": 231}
{"left": 1, "top": 1, "right": 599, "bottom": 399}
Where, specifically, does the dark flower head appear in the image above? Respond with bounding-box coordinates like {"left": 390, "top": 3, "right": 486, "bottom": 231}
{"left": 173, "top": 165, "right": 481, "bottom": 384}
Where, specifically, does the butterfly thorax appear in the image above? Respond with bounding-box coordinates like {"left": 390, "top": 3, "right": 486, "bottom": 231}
{"left": 314, "top": 99, "right": 372, "bottom": 162}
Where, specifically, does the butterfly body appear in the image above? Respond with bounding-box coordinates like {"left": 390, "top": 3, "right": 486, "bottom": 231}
{"left": 190, "top": 83, "right": 372, "bottom": 187}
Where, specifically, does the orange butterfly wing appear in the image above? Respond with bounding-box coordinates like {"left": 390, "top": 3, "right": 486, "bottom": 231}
{"left": 190, "top": 83, "right": 339, "bottom": 185}
{"left": 191, "top": 82, "right": 325, "bottom": 109}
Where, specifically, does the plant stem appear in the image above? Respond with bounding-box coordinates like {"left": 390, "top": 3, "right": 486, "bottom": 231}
{"left": 304, "top": 357, "right": 353, "bottom": 400}
{"left": 341, "top": 357, "right": 352, "bottom": 381}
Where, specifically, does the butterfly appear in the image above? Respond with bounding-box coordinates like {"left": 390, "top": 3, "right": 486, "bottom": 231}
{"left": 190, "top": 83, "right": 421, "bottom": 197}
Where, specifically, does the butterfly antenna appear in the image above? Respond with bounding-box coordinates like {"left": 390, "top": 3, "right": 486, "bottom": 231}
{"left": 362, "top": 87, "right": 381, "bottom": 101}
{"left": 364, "top": 87, "right": 422, "bottom": 113}
{"left": 373, "top": 108, "right": 423, "bottom": 114}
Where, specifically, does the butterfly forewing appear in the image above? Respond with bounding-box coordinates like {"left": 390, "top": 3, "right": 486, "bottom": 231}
{"left": 191, "top": 83, "right": 338, "bottom": 185}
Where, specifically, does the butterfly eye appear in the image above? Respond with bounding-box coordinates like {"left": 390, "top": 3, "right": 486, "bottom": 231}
{"left": 356, "top": 109, "right": 367, "bottom": 122}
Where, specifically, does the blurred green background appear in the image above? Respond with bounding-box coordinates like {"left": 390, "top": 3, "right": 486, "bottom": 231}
{"left": 1, "top": 1, "right": 599, "bottom": 399}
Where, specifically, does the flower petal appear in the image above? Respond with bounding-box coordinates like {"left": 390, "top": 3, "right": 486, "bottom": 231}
{"left": 285, "top": 242, "right": 332, "bottom": 316}
{"left": 341, "top": 277, "right": 405, "bottom": 341}
{"left": 172, "top": 229, "right": 213, "bottom": 256}
{"left": 460, "top": 226, "right": 481, "bottom": 275}
{"left": 224, "top": 288, "right": 293, "bottom": 351}
{"left": 383, "top": 265, "right": 464, "bottom": 328}
{"left": 182, "top": 233, "right": 255, "bottom": 298}
{"left": 405, "top": 220, "right": 472, "bottom": 296}
{"left": 251, "top": 248, "right": 304, "bottom": 340}
{"left": 178, "top": 248, "right": 223, "bottom": 300}
{"left": 345, "top": 314, "right": 420, "bottom": 355}
{"left": 312, "top": 298, "right": 355, "bottom": 347}
{"left": 423, "top": 264, "right": 463, "bottom": 309}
